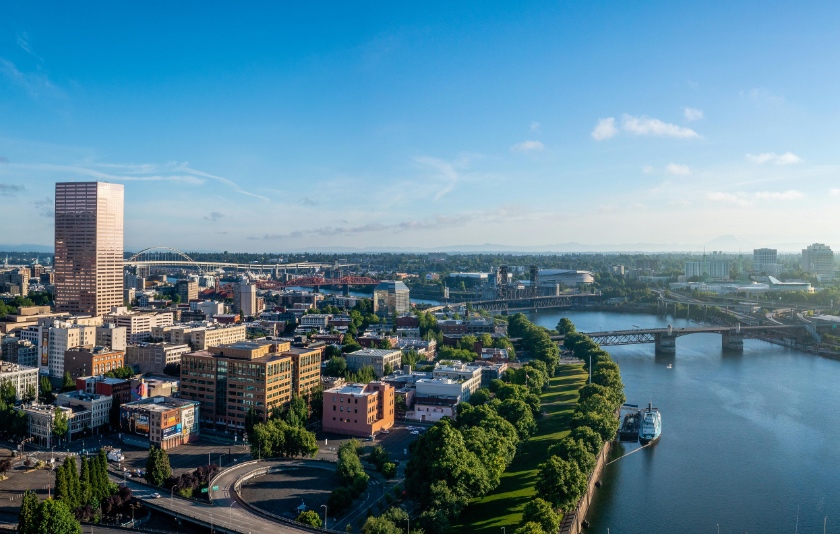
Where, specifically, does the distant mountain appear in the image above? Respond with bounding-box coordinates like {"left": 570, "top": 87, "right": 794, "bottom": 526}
{"left": 0, "top": 244, "right": 53, "bottom": 253}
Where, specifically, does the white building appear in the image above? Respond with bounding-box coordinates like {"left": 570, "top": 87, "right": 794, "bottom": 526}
{"left": 0, "top": 362, "right": 39, "bottom": 401}
{"left": 346, "top": 348, "right": 403, "bottom": 378}
{"left": 95, "top": 323, "right": 127, "bottom": 352}
{"left": 801, "top": 243, "right": 834, "bottom": 281}
{"left": 416, "top": 376, "right": 477, "bottom": 403}
{"left": 48, "top": 322, "right": 97, "bottom": 378}
{"left": 20, "top": 404, "right": 90, "bottom": 447}
{"left": 151, "top": 322, "right": 247, "bottom": 350}
{"left": 104, "top": 307, "right": 174, "bottom": 343}
{"left": 753, "top": 248, "right": 782, "bottom": 276}
{"left": 192, "top": 300, "right": 225, "bottom": 318}
{"left": 56, "top": 390, "right": 112, "bottom": 432}
{"left": 300, "top": 314, "right": 332, "bottom": 329}
{"left": 432, "top": 363, "right": 483, "bottom": 398}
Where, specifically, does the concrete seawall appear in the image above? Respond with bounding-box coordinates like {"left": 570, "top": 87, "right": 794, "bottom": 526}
{"left": 558, "top": 440, "right": 613, "bottom": 534}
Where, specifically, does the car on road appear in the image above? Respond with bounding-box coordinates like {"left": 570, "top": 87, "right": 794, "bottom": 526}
{"left": 151, "top": 493, "right": 161, "bottom": 499}
{"left": 410, "top": 430, "right": 420, "bottom": 435}
{"left": 366, "top": 436, "right": 375, "bottom": 441}
{"left": 380, "top": 429, "right": 390, "bottom": 434}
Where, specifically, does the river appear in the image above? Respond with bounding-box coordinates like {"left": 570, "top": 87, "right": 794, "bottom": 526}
{"left": 525, "top": 309, "right": 840, "bottom": 534}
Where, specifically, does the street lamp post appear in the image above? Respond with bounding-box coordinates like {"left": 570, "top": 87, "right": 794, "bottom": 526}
{"left": 321, "top": 504, "right": 327, "bottom": 531}
{"left": 229, "top": 501, "right": 236, "bottom": 526}
{"left": 170, "top": 485, "right": 178, "bottom": 505}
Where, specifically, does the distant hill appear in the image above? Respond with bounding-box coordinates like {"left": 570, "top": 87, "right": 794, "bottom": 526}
{"left": 0, "top": 244, "right": 53, "bottom": 253}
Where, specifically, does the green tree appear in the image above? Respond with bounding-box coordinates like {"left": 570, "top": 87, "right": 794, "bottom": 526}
{"left": 535, "top": 456, "right": 588, "bottom": 512}
{"left": 513, "top": 522, "right": 546, "bottom": 534}
{"left": 570, "top": 426, "right": 604, "bottom": 456}
{"left": 497, "top": 399, "right": 537, "bottom": 439}
{"left": 18, "top": 490, "right": 39, "bottom": 534}
{"left": 325, "top": 356, "right": 348, "bottom": 377}
{"left": 0, "top": 380, "right": 16, "bottom": 404}
{"left": 34, "top": 498, "right": 82, "bottom": 534}
{"left": 296, "top": 509, "right": 322, "bottom": 528}
{"left": 145, "top": 446, "right": 171, "bottom": 486}
{"left": 23, "top": 384, "right": 36, "bottom": 404}
{"left": 61, "top": 371, "right": 75, "bottom": 392}
{"left": 39, "top": 377, "right": 55, "bottom": 404}
{"left": 520, "top": 498, "right": 560, "bottom": 534}
{"left": 337, "top": 441, "right": 367, "bottom": 484}
{"left": 282, "top": 395, "right": 308, "bottom": 427}
{"left": 467, "top": 388, "right": 491, "bottom": 406}
{"left": 53, "top": 408, "right": 69, "bottom": 445}
{"left": 362, "top": 515, "right": 402, "bottom": 534}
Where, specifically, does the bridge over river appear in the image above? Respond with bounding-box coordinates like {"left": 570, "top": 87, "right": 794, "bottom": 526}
{"left": 581, "top": 324, "right": 808, "bottom": 355}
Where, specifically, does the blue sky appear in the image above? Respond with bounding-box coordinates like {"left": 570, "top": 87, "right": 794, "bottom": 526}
{"left": 2, "top": 2, "right": 840, "bottom": 252}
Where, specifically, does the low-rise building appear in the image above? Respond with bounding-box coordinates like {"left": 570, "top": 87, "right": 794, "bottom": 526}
{"left": 300, "top": 314, "right": 332, "bottom": 329}
{"left": 104, "top": 307, "right": 174, "bottom": 343}
{"left": 119, "top": 396, "right": 200, "bottom": 450}
{"left": 0, "top": 362, "right": 39, "bottom": 401}
{"left": 411, "top": 395, "right": 459, "bottom": 422}
{"left": 152, "top": 322, "right": 247, "bottom": 350}
{"left": 56, "top": 390, "right": 112, "bottom": 432}
{"left": 322, "top": 382, "right": 395, "bottom": 437}
{"left": 346, "top": 348, "right": 403, "bottom": 378}
{"left": 20, "top": 403, "right": 89, "bottom": 447}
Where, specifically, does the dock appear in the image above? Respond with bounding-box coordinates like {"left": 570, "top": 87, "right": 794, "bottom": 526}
{"left": 618, "top": 404, "right": 641, "bottom": 442}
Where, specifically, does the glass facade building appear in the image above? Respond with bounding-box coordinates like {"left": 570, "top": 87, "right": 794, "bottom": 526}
{"left": 55, "top": 182, "right": 124, "bottom": 316}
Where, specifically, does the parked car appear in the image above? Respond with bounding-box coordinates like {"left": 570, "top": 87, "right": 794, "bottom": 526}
{"left": 152, "top": 493, "right": 161, "bottom": 499}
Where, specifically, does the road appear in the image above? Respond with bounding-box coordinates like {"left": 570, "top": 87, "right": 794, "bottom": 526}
{"left": 114, "top": 471, "right": 316, "bottom": 534}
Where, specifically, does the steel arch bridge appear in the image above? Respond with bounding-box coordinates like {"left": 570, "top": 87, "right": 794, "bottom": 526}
{"left": 125, "top": 247, "right": 207, "bottom": 275}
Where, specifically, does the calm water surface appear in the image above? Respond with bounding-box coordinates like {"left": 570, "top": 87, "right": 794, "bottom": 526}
{"left": 526, "top": 309, "right": 840, "bottom": 534}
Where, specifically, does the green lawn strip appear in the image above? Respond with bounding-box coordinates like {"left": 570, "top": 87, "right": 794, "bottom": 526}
{"left": 449, "top": 364, "right": 587, "bottom": 533}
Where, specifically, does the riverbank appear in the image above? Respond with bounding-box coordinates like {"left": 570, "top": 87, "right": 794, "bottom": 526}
{"left": 559, "top": 440, "right": 613, "bottom": 534}
{"left": 448, "top": 365, "right": 588, "bottom": 533}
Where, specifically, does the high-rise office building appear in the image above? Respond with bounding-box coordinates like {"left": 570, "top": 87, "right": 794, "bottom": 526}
{"left": 55, "top": 182, "right": 125, "bottom": 316}
{"left": 801, "top": 243, "right": 834, "bottom": 281}
{"left": 753, "top": 248, "right": 782, "bottom": 276}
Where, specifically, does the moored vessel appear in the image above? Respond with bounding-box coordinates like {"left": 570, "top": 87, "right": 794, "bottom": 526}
{"left": 638, "top": 402, "right": 661, "bottom": 445}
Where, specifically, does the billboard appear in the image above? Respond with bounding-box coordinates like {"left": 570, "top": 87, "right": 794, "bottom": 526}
{"left": 162, "top": 423, "right": 182, "bottom": 438}
{"left": 135, "top": 414, "right": 149, "bottom": 436}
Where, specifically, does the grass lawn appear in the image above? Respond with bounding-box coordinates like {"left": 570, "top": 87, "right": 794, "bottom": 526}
{"left": 448, "top": 364, "right": 588, "bottom": 534}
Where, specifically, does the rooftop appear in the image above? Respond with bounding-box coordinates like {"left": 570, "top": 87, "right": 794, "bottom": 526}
{"left": 123, "top": 396, "right": 198, "bottom": 412}
{"left": 347, "top": 348, "right": 402, "bottom": 358}
{"left": 374, "top": 280, "right": 410, "bottom": 292}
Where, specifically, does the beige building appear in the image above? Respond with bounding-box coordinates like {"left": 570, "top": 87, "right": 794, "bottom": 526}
{"left": 56, "top": 390, "right": 112, "bottom": 432}
{"left": 346, "top": 348, "right": 403, "bottom": 378}
{"left": 105, "top": 307, "right": 174, "bottom": 343}
{"left": 177, "top": 279, "right": 199, "bottom": 302}
{"left": 54, "top": 181, "right": 124, "bottom": 317}
{"left": 152, "top": 322, "right": 247, "bottom": 350}
{"left": 126, "top": 342, "right": 190, "bottom": 374}
{"left": 236, "top": 282, "right": 259, "bottom": 317}
{"left": 180, "top": 340, "right": 317, "bottom": 432}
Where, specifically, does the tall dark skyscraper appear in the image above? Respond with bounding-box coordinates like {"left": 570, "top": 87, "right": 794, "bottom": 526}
{"left": 54, "top": 182, "right": 124, "bottom": 316}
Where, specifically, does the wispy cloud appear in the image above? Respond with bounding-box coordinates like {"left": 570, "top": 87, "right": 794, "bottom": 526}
{"left": 510, "top": 140, "right": 544, "bottom": 153}
{"left": 746, "top": 152, "right": 800, "bottom": 165}
{"left": 253, "top": 210, "right": 512, "bottom": 240}
{"left": 665, "top": 163, "right": 691, "bottom": 176}
{"left": 754, "top": 190, "right": 803, "bottom": 200}
{"left": 204, "top": 211, "right": 224, "bottom": 221}
{"left": 593, "top": 115, "right": 699, "bottom": 140}
{"left": 591, "top": 118, "right": 618, "bottom": 140}
{"left": 0, "top": 184, "right": 25, "bottom": 195}
{"left": 12, "top": 160, "right": 271, "bottom": 200}
{"left": 0, "top": 58, "right": 62, "bottom": 100}
{"left": 621, "top": 115, "right": 700, "bottom": 138}
{"left": 740, "top": 87, "right": 784, "bottom": 105}
{"left": 530, "top": 122, "right": 541, "bottom": 132}
{"left": 413, "top": 156, "right": 465, "bottom": 201}
{"left": 16, "top": 32, "right": 42, "bottom": 62}
{"left": 831, "top": 189, "right": 840, "bottom": 196}
{"left": 683, "top": 107, "right": 703, "bottom": 121}
{"left": 34, "top": 197, "right": 54, "bottom": 218}
{"left": 706, "top": 192, "right": 752, "bottom": 207}
{"left": 706, "top": 190, "right": 804, "bottom": 206}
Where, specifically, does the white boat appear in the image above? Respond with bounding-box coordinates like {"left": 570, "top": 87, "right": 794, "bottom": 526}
{"left": 639, "top": 403, "right": 661, "bottom": 445}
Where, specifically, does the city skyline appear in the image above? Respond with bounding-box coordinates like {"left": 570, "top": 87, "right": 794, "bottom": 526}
{"left": 3, "top": 3, "right": 840, "bottom": 252}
